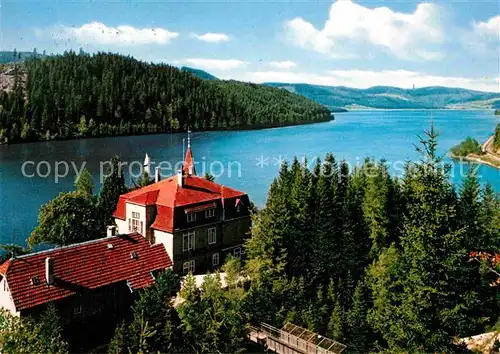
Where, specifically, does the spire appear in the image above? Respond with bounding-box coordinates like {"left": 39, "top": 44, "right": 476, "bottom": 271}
{"left": 183, "top": 130, "right": 195, "bottom": 176}
{"left": 143, "top": 153, "right": 151, "bottom": 175}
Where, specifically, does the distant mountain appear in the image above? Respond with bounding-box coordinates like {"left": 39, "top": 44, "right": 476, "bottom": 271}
{"left": 265, "top": 83, "right": 500, "bottom": 110}
{"left": 0, "top": 51, "right": 44, "bottom": 64}
{"left": 181, "top": 67, "right": 218, "bottom": 80}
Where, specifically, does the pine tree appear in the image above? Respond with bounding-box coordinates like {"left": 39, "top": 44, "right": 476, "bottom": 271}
{"left": 75, "top": 168, "right": 95, "bottom": 195}
{"left": 327, "top": 295, "right": 344, "bottom": 342}
{"left": 362, "top": 160, "right": 393, "bottom": 258}
{"left": 311, "top": 157, "right": 337, "bottom": 286}
{"left": 133, "top": 171, "right": 153, "bottom": 188}
{"left": 369, "top": 125, "right": 483, "bottom": 352}
{"left": 245, "top": 161, "right": 292, "bottom": 274}
{"left": 107, "top": 322, "right": 129, "bottom": 354}
{"left": 346, "top": 281, "right": 370, "bottom": 353}
{"left": 478, "top": 184, "right": 500, "bottom": 252}
{"left": 458, "top": 166, "right": 482, "bottom": 250}
{"left": 98, "top": 156, "right": 127, "bottom": 227}
{"left": 287, "top": 157, "right": 314, "bottom": 278}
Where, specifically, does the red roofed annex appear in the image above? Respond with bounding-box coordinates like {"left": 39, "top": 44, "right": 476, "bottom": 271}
{"left": 0, "top": 233, "right": 172, "bottom": 320}
{"left": 112, "top": 135, "right": 251, "bottom": 275}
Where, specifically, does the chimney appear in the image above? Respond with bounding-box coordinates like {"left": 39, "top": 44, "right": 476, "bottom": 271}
{"left": 155, "top": 166, "right": 161, "bottom": 183}
{"left": 45, "top": 257, "right": 54, "bottom": 285}
{"left": 107, "top": 225, "right": 117, "bottom": 237}
{"left": 177, "top": 169, "right": 183, "bottom": 187}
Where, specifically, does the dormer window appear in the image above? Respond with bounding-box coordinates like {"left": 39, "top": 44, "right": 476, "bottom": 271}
{"left": 187, "top": 212, "right": 196, "bottom": 223}
{"left": 205, "top": 208, "right": 215, "bottom": 218}
{"left": 129, "top": 212, "right": 143, "bottom": 234}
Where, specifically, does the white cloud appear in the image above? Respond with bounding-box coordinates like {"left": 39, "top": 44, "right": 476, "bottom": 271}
{"left": 179, "top": 58, "right": 247, "bottom": 71}
{"left": 269, "top": 60, "right": 297, "bottom": 69}
{"left": 473, "top": 15, "right": 500, "bottom": 38}
{"left": 41, "top": 21, "right": 179, "bottom": 45}
{"left": 192, "top": 32, "right": 230, "bottom": 43}
{"left": 461, "top": 15, "right": 500, "bottom": 57}
{"left": 228, "top": 69, "right": 499, "bottom": 92}
{"left": 285, "top": 1, "right": 445, "bottom": 60}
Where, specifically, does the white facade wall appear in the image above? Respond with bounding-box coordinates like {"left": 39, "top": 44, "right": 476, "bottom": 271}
{"left": 154, "top": 230, "right": 174, "bottom": 264}
{"left": 115, "top": 202, "right": 147, "bottom": 236}
{"left": 0, "top": 278, "right": 19, "bottom": 316}
{"left": 115, "top": 218, "right": 128, "bottom": 235}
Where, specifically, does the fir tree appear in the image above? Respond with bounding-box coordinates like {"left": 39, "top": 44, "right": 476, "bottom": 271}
{"left": 327, "top": 295, "right": 344, "bottom": 343}
{"left": 369, "top": 125, "right": 483, "bottom": 352}
{"left": 75, "top": 168, "right": 95, "bottom": 195}
{"left": 98, "top": 156, "right": 127, "bottom": 227}
{"left": 346, "top": 281, "right": 370, "bottom": 353}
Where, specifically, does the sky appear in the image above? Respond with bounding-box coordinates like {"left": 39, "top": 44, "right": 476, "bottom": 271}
{"left": 1, "top": 0, "right": 499, "bottom": 92}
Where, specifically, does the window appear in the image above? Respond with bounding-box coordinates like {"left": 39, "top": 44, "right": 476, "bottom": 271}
{"left": 129, "top": 211, "right": 142, "bottom": 232}
{"left": 183, "top": 260, "right": 195, "bottom": 275}
{"left": 186, "top": 212, "right": 196, "bottom": 222}
{"left": 208, "top": 227, "right": 217, "bottom": 244}
{"left": 182, "top": 231, "right": 195, "bottom": 251}
{"left": 129, "top": 219, "right": 142, "bottom": 233}
{"left": 236, "top": 204, "right": 241, "bottom": 213}
{"left": 74, "top": 305, "right": 82, "bottom": 315}
{"left": 233, "top": 247, "right": 242, "bottom": 259}
{"left": 212, "top": 253, "right": 220, "bottom": 266}
{"left": 205, "top": 208, "right": 215, "bottom": 218}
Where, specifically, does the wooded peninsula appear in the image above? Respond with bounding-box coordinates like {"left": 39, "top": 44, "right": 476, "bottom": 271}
{"left": 450, "top": 123, "right": 500, "bottom": 169}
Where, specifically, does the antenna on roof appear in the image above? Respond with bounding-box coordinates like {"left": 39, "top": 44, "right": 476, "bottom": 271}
{"left": 187, "top": 127, "right": 191, "bottom": 148}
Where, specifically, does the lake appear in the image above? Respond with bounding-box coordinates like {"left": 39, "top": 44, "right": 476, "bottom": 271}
{"left": 0, "top": 110, "right": 498, "bottom": 247}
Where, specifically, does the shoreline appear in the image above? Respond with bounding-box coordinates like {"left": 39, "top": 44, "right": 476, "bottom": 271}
{"left": 450, "top": 154, "right": 500, "bottom": 170}
{"left": 0, "top": 115, "right": 334, "bottom": 147}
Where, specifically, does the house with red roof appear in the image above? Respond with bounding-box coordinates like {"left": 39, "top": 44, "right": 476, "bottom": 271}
{"left": 0, "top": 233, "right": 172, "bottom": 320}
{"left": 112, "top": 139, "right": 251, "bottom": 275}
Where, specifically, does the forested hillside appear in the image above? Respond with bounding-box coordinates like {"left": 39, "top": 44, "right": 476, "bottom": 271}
{"left": 243, "top": 128, "right": 500, "bottom": 353}
{"left": 266, "top": 83, "right": 500, "bottom": 110}
{"left": 181, "top": 66, "right": 218, "bottom": 80}
{"left": 0, "top": 52, "right": 331, "bottom": 143}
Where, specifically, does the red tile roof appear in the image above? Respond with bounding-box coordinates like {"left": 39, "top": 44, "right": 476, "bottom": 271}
{"left": 113, "top": 145, "right": 247, "bottom": 233}
{"left": 0, "top": 233, "right": 172, "bottom": 312}
{"left": 113, "top": 175, "right": 246, "bottom": 232}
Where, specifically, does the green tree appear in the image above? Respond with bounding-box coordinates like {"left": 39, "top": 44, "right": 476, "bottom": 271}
{"left": 345, "top": 281, "right": 370, "bottom": 353}
{"left": 75, "top": 168, "right": 95, "bottom": 195}
{"left": 133, "top": 171, "right": 154, "bottom": 189}
{"left": 327, "top": 294, "right": 344, "bottom": 342}
{"left": 128, "top": 270, "right": 181, "bottom": 353}
{"left": 368, "top": 126, "right": 482, "bottom": 352}
{"left": 479, "top": 184, "right": 500, "bottom": 252}
{"left": 177, "top": 273, "right": 248, "bottom": 353}
{"left": 77, "top": 116, "right": 88, "bottom": 137}
{"left": 28, "top": 191, "right": 101, "bottom": 247}
{"left": 245, "top": 162, "right": 292, "bottom": 274}
{"left": 0, "top": 309, "right": 68, "bottom": 354}
{"left": 107, "top": 322, "right": 129, "bottom": 354}
{"left": 98, "top": 156, "right": 127, "bottom": 227}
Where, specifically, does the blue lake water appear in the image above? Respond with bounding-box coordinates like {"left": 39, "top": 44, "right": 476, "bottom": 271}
{"left": 0, "top": 110, "right": 499, "bottom": 246}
